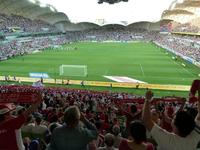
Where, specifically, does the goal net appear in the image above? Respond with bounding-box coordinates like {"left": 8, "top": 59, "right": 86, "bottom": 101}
{"left": 59, "top": 65, "right": 87, "bottom": 77}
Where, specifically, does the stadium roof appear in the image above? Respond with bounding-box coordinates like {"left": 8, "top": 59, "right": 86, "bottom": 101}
{"left": 162, "top": 9, "right": 194, "bottom": 17}
{"left": 175, "top": 7, "right": 200, "bottom": 15}
{"left": 174, "top": 0, "right": 200, "bottom": 15}
{"left": 31, "top": 0, "right": 176, "bottom": 24}
{"left": 1, "top": 0, "right": 200, "bottom": 31}
{"left": 161, "top": 0, "right": 200, "bottom": 24}
{"left": 0, "top": 0, "right": 166, "bottom": 31}
{"left": 162, "top": 10, "right": 195, "bottom": 23}
{"left": 76, "top": 22, "right": 100, "bottom": 28}
{"left": 0, "top": 0, "right": 69, "bottom": 24}
{"left": 176, "top": 0, "right": 200, "bottom": 8}
{"left": 99, "top": 24, "right": 126, "bottom": 29}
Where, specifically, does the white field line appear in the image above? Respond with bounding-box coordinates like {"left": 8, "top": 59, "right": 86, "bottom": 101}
{"left": 181, "top": 65, "right": 196, "bottom": 77}
{"left": 104, "top": 76, "right": 123, "bottom": 82}
{"left": 104, "top": 76, "right": 146, "bottom": 83}
{"left": 115, "top": 77, "right": 136, "bottom": 82}
{"left": 115, "top": 77, "right": 146, "bottom": 83}
{"left": 170, "top": 59, "right": 196, "bottom": 77}
{"left": 139, "top": 64, "right": 145, "bottom": 77}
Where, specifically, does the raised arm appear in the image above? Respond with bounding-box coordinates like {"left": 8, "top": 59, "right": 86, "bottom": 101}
{"left": 80, "top": 112, "right": 98, "bottom": 141}
{"left": 142, "top": 90, "right": 155, "bottom": 131}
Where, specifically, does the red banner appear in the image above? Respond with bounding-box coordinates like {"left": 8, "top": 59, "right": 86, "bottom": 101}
{"left": 0, "top": 92, "right": 42, "bottom": 103}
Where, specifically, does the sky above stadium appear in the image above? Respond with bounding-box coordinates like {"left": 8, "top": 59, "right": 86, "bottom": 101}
{"left": 38, "top": 0, "right": 180, "bottom": 24}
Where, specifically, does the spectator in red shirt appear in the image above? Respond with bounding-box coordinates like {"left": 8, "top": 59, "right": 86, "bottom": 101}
{"left": 121, "top": 104, "right": 141, "bottom": 128}
{"left": 0, "top": 102, "right": 40, "bottom": 150}
{"left": 118, "top": 104, "right": 141, "bottom": 138}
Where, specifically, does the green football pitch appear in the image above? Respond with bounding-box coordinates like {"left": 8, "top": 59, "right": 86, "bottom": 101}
{"left": 0, "top": 42, "right": 199, "bottom": 86}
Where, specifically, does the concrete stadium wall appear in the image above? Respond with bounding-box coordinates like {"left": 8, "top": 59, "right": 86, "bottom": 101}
{"left": 148, "top": 22, "right": 160, "bottom": 31}
{"left": 127, "top": 22, "right": 150, "bottom": 30}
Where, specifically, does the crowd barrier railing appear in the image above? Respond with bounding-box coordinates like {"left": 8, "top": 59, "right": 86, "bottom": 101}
{"left": 0, "top": 76, "right": 190, "bottom": 91}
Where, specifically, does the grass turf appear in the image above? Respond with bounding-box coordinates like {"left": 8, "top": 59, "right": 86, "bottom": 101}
{"left": 0, "top": 42, "right": 199, "bottom": 86}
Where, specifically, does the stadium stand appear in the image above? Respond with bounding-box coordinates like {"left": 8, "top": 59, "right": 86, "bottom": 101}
{"left": 0, "top": 80, "right": 199, "bottom": 150}
{"left": 154, "top": 34, "right": 200, "bottom": 62}
{"left": 0, "top": 28, "right": 199, "bottom": 150}
{"left": 0, "top": 0, "right": 200, "bottom": 149}
{"left": 172, "top": 23, "right": 200, "bottom": 33}
{"left": 0, "top": 13, "right": 59, "bottom": 34}
{"left": 1, "top": 27, "right": 200, "bottom": 64}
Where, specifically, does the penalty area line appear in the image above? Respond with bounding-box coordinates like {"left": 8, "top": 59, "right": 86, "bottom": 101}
{"left": 139, "top": 64, "right": 145, "bottom": 77}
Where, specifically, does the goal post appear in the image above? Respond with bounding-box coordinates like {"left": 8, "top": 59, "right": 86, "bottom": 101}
{"left": 59, "top": 65, "right": 87, "bottom": 77}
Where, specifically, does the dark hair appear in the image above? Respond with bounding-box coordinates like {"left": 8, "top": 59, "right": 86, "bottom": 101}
{"left": 0, "top": 114, "right": 5, "bottom": 122}
{"left": 95, "top": 121, "right": 102, "bottom": 130}
{"left": 17, "top": 108, "right": 25, "bottom": 115}
{"left": 64, "top": 106, "right": 80, "bottom": 126}
{"left": 186, "top": 107, "right": 198, "bottom": 120}
{"left": 50, "top": 115, "right": 58, "bottom": 123}
{"left": 26, "top": 115, "right": 33, "bottom": 123}
{"left": 49, "top": 123, "right": 59, "bottom": 133}
{"left": 174, "top": 111, "right": 195, "bottom": 137}
{"left": 35, "top": 117, "right": 42, "bottom": 124}
{"left": 104, "top": 133, "right": 115, "bottom": 147}
{"left": 112, "top": 125, "right": 120, "bottom": 136}
{"left": 130, "top": 104, "right": 137, "bottom": 114}
{"left": 130, "top": 120, "right": 147, "bottom": 144}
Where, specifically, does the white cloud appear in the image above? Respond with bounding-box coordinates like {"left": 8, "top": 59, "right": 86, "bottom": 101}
{"left": 38, "top": 0, "right": 175, "bottom": 24}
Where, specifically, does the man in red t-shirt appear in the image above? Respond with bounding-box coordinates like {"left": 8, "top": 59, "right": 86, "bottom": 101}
{"left": 0, "top": 102, "right": 40, "bottom": 150}
{"left": 120, "top": 104, "right": 141, "bottom": 128}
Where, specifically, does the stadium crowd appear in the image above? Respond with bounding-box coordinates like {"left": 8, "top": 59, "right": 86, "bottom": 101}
{"left": 0, "top": 27, "right": 152, "bottom": 61}
{"left": 0, "top": 81, "right": 199, "bottom": 150}
{"left": 0, "top": 13, "right": 58, "bottom": 33}
{"left": 173, "top": 23, "right": 200, "bottom": 33}
{"left": 0, "top": 11, "right": 200, "bottom": 64}
{"left": 0, "top": 5, "right": 200, "bottom": 150}
{"left": 1, "top": 28, "right": 200, "bottom": 64}
{"left": 154, "top": 34, "right": 200, "bottom": 62}
{"left": 0, "top": 14, "right": 200, "bottom": 150}
{"left": 0, "top": 14, "right": 200, "bottom": 64}
{"left": 0, "top": 35, "right": 69, "bottom": 60}
{"left": 76, "top": 28, "right": 150, "bottom": 42}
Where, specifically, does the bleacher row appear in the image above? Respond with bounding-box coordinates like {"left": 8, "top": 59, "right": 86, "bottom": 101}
{"left": 0, "top": 82, "right": 199, "bottom": 150}
{"left": 0, "top": 13, "right": 58, "bottom": 34}
{"left": 0, "top": 35, "right": 68, "bottom": 60}
{"left": 0, "top": 85, "right": 186, "bottom": 104}
{"left": 1, "top": 28, "right": 200, "bottom": 64}
{"left": 0, "top": 12, "right": 200, "bottom": 150}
